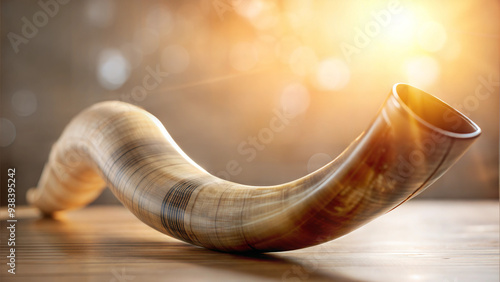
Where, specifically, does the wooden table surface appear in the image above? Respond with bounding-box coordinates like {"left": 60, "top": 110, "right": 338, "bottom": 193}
{"left": 1, "top": 200, "right": 498, "bottom": 282}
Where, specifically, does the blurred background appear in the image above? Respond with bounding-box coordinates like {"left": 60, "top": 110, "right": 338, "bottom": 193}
{"left": 1, "top": 0, "right": 498, "bottom": 206}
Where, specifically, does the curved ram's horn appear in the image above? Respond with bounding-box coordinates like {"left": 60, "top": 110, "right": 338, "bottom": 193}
{"left": 27, "top": 83, "right": 481, "bottom": 252}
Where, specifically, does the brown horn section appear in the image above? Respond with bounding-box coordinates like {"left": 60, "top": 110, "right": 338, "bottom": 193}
{"left": 27, "top": 83, "right": 481, "bottom": 252}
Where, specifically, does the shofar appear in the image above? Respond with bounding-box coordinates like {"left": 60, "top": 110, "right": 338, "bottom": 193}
{"left": 27, "top": 83, "right": 481, "bottom": 252}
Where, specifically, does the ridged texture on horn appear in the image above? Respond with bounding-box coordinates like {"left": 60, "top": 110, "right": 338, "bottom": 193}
{"left": 27, "top": 83, "right": 480, "bottom": 252}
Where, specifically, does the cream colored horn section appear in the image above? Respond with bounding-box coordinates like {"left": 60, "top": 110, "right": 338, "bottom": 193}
{"left": 27, "top": 84, "right": 481, "bottom": 252}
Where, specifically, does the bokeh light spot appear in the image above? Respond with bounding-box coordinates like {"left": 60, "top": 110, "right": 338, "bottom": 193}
{"left": 11, "top": 90, "right": 37, "bottom": 117}
{"left": 234, "top": 0, "right": 265, "bottom": 19}
{"left": 244, "top": 2, "right": 278, "bottom": 30}
{"left": 85, "top": 0, "right": 115, "bottom": 28}
{"left": 97, "top": 49, "right": 131, "bottom": 90}
{"left": 315, "top": 58, "right": 350, "bottom": 91}
{"left": 0, "top": 118, "right": 16, "bottom": 147}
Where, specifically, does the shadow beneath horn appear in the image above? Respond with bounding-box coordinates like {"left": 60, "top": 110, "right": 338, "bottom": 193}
{"left": 20, "top": 208, "right": 361, "bottom": 281}
{"left": 120, "top": 241, "right": 361, "bottom": 282}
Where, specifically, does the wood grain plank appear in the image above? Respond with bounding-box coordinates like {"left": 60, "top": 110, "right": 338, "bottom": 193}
{"left": 1, "top": 200, "right": 498, "bottom": 282}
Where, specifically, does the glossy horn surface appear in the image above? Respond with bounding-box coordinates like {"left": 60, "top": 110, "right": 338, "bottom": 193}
{"left": 27, "top": 83, "right": 481, "bottom": 252}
